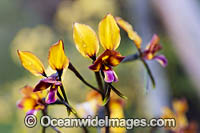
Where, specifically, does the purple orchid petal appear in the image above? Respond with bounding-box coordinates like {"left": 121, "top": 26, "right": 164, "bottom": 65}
{"left": 42, "top": 77, "right": 61, "bottom": 85}
{"left": 26, "top": 109, "right": 38, "bottom": 115}
{"left": 33, "top": 77, "right": 61, "bottom": 92}
{"left": 154, "top": 55, "right": 168, "bottom": 67}
{"left": 45, "top": 87, "right": 57, "bottom": 104}
{"left": 104, "top": 70, "right": 119, "bottom": 83}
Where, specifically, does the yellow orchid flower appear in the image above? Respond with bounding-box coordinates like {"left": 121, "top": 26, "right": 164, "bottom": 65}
{"left": 73, "top": 13, "right": 125, "bottom": 83}
{"left": 17, "top": 85, "right": 45, "bottom": 115}
{"left": 17, "top": 40, "right": 68, "bottom": 104}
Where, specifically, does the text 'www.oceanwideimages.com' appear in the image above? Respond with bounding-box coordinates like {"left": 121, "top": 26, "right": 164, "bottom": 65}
{"left": 24, "top": 115, "right": 176, "bottom": 129}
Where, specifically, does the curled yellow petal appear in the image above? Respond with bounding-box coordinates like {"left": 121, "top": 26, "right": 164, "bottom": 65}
{"left": 17, "top": 50, "right": 45, "bottom": 76}
{"left": 48, "top": 40, "right": 69, "bottom": 71}
{"left": 116, "top": 17, "right": 142, "bottom": 49}
{"left": 73, "top": 23, "right": 99, "bottom": 58}
{"left": 98, "top": 13, "right": 121, "bottom": 50}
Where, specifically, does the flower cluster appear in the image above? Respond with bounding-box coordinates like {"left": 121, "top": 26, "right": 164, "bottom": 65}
{"left": 16, "top": 13, "right": 168, "bottom": 133}
{"left": 17, "top": 40, "right": 68, "bottom": 104}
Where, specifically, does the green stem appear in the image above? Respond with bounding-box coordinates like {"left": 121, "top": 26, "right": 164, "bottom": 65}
{"left": 60, "top": 85, "right": 69, "bottom": 104}
{"left": 55, "top": 93, "right": 89, "bottom": 133}
{"left": 138, "top": 48, "right": 155, "bottom": 88}
{"left": 122, "top": 48, "right": 155, "bottom": 88}
{"left": 99, "top": 71, "right": 110, "bottom": 133}
{"left": 41, "top": 103, "right": 61, "bottom": 133}
{"left": 141, "top": 59, "right": 155, "bottom": 88}
{"left": 122, "top": 53, "right": 139, "bottom": 62}
{"left": 104, "top": 83, "right": 110, "bottom": 133}
{"left": 68, "top": 62, "right": 103, "bottom": 95}
{"left": 94, "top": 72, "right": 104, "bottom": 97}
{"left": 56, "top": 91, "right": 73, "bottom": 115}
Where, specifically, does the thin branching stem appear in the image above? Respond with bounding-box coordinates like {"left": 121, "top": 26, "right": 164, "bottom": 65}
{"left": 60, "top": 85, "right": 69, "bottom": 104}
{"left": 104, "top": 82, "right": 110, "bottom": 133}
{"left": 94, "top": 72, "right": 104, "bottom": 97}
{"left": 98, "top": 70, "right": 110, "bottom": 133}
{"left": 41, "top": 103, "right": 62, "bottom": 133}
{"left": 42, "top": 106, "right": 47, "bottom": 133}
{"left": 122, "top": 53, "right": 139, "bottom": 62}
{"left": 138, "top": 48, "right": 155, "bottom": 88}
{"left": 122, "top": 48, "right": 155, "bottom": 88}
{"left": 57, "top": 87, "right": 89, "bottom": 133}
{"left": 68, "top": 62, "right": 103, "bottom": 95}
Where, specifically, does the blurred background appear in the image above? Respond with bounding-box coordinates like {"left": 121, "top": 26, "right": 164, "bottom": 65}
{"left": 0, "top": 0, "right": 199, "bottom": 132}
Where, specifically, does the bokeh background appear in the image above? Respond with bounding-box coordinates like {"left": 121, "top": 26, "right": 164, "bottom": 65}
{"left": 0, "top": 0, "right": 200, "bottom": 133}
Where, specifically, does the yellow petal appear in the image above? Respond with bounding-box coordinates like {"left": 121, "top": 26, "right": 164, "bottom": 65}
{"left": 17, "top": 50, "right": 45, "bottom": 76}
{"left": 48, "top": 40, "right": 69, "bottom": 71}
{"left": 73, "top": 23, "right": 99, "bottom": 58}
{"left": 98, "top": 13, "right": 121, "bottom": 50}
{"left": 116, "top": 17, "right": 142, "bottom": 49}
{"left": 20, "top": 98, "right": 36, "bottom": 112}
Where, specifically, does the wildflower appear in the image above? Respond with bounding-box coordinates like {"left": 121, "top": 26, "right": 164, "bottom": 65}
{"left": 116, "top": 17, "right": 167, "bottom": 67}
{"left": 162, "top": 99, "right": 189, "bottom": 132}
{"left": 17, "top": 40, "right": 69, "bottom": 104}
{"left": 141, "top": 34, "right": 167, "bottom": 67}
{"left": 73, "top": 13, "right": 125, "bottom": 83}
{"left": 17, "top": 86, "right": 45, "bottom": 115}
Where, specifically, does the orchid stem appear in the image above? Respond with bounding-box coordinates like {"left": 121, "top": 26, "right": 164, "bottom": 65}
{"left": 55, "top": 93, "right": 89, "bottom": 133}
{"left": 68, "top": 62, "right": 103, "bottom": 95}
{"left": 41, "top": 102, "right": 61, "bottom": 133}
{"left": 138, "top": 48, "right": 155, "bottom": 88}
{"left": 141, "top": 59, "right": 155, "bottom": 88}
{"left": 104, "top": 83, "right": 110, "bottom": 133}
{"left": 94, "top": 72, "right": 104, "bottom": 97}
{"left": 42, "top": 106, "right": 47, "bottom": 133}
{"left": 122, "top": 53, "right": 139, "bottom": 62}
{"left": 98, "top": 71, "right": 110, "bottom": 133}
{"left": 123, "top": 48, "right": 155, "bottom": 88}
{"left": 57, "top": 91, "right": 71, "bottom": 112}
{"left": 60, "top": 84, "right": 69, "bottom": 104}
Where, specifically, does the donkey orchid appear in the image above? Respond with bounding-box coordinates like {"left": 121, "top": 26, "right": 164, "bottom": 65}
{"left": 17, "top": 86, "right": 45, "bottom": 115}
{"left": 73, "top": 14, "right": 125, "bottom": 83}
{"left": 17, "top": 40, "right": 69, "bottom": 104}
{"left": 116, "top": 17, "right": 167, "bottom": 67}
{"left": 142, "top": 34, "right": 168, "bottom": 67}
